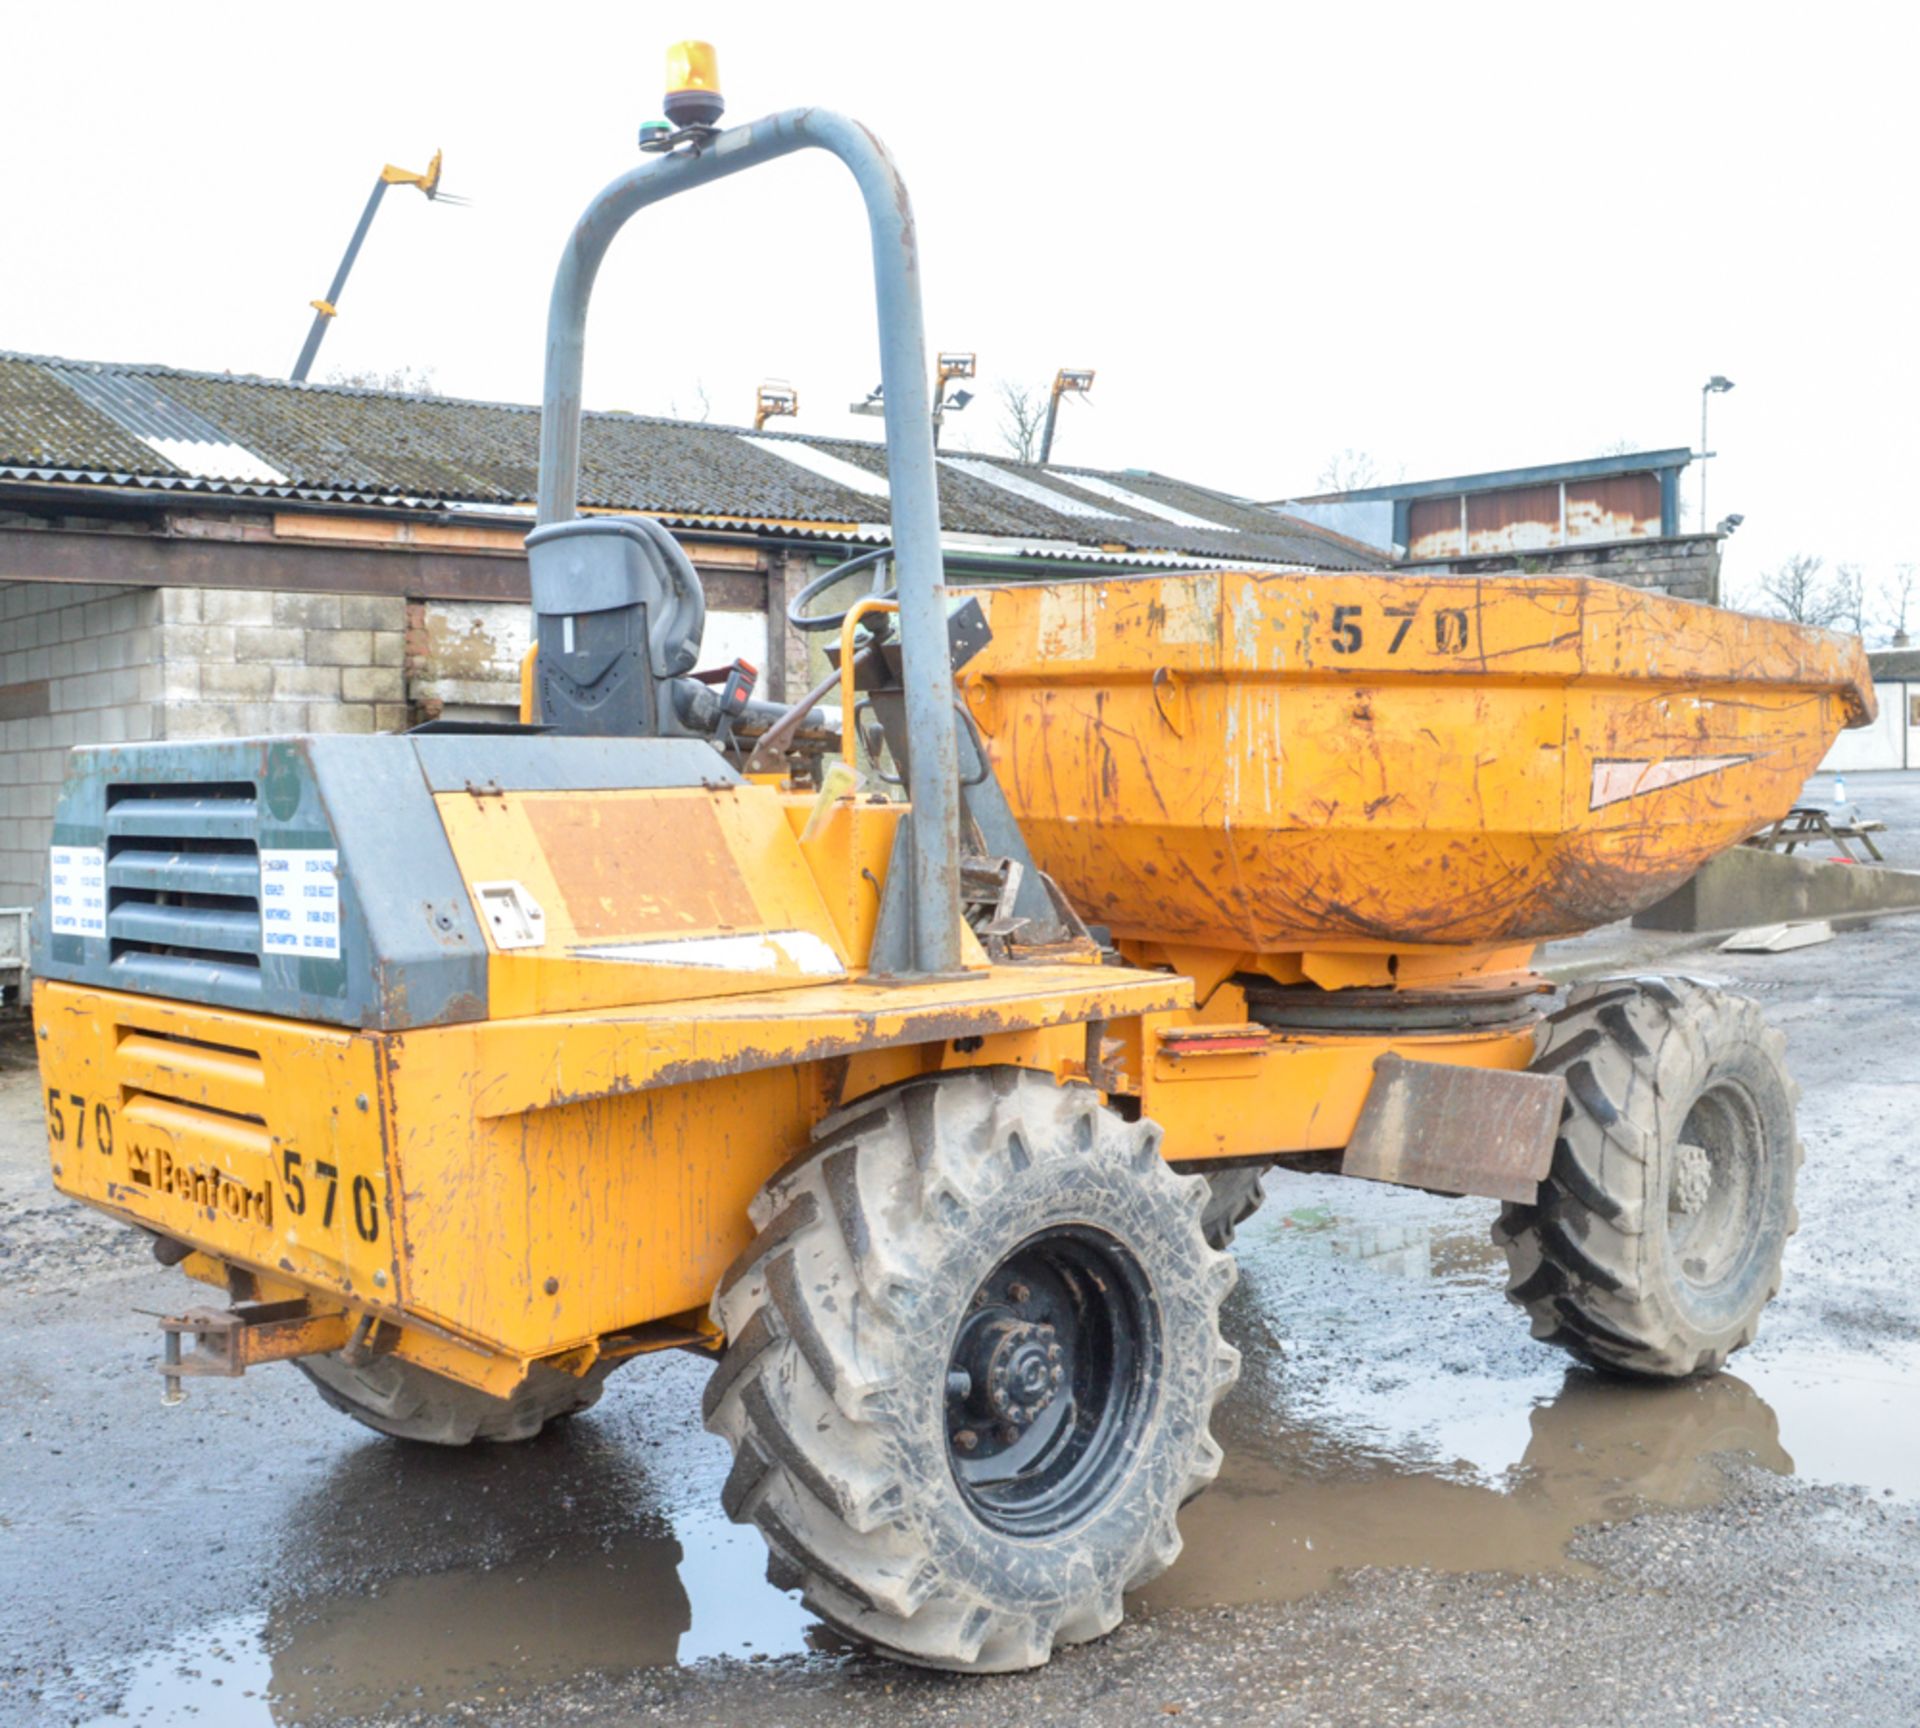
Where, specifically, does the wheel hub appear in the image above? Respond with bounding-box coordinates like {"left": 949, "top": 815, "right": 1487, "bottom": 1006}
{"left": 944, "top": 1226, "right": 1156, "bottom": 1536}
{"left": 975, "top": 1318, "right": 1063, "bottom": 1427}
{"left": 1668, "top": 1079, "right": 1769, "bottom": 1300}
{"left": 1672, "top": 1141, "right": 1713, "bottom": 1216}
{"left": 951, "top": 1293, "right": 1069, "bottom": 1443}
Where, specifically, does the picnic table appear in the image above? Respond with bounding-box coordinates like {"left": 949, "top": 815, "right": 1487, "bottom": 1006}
{"left": 1744, "top": 805, "right": 1887, "bottom": 864}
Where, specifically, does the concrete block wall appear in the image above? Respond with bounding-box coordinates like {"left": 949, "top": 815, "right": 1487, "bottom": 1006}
{"left": 1, "top": 582, "right": 407, "bottom": 906}
{"left": 2, "top": 572, "right": 774, "bottom": 907}
{"left": 158, "top": 589, "right": 409, "bottom": 738}
{"left": 0, "top": 581, "right": 160, "bottom": 907}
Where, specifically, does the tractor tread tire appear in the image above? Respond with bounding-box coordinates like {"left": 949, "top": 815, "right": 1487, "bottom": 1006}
{"left": 1496, "top": 975, "right": 1801, "bottom": 1381}
{"left": 298, "top": 1352, "right": 615, "bottom": 1446}
{"left": 704, "top": 1068, "right": 1240, "bottom": 1672}
{"left": 1199, "top": 1165, "right": 1271, "bottom": 1250}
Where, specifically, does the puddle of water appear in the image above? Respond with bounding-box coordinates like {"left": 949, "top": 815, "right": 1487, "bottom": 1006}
{"left": 1137, "top": 1371, "right": 1792, "bottom": 1612}
{"left": 1739, "top": 1351, "right": 1920, "bottom": 1500}
{"left": 1138, "top": 1175, "right": 1920, "bottom": 1612}
{"left": 85, "top": 1505, "right": 814, "bottom": 1725}
{"left": 80, "top": 1174, "right": 1920, "bottom": 1724}
{"left": 85, "top": 1616, "right": 274, "bottom": 1728}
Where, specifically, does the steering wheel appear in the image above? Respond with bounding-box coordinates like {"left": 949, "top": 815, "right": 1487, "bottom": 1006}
{"left": 787, "top": 545, "right": 896, "bottom": 636}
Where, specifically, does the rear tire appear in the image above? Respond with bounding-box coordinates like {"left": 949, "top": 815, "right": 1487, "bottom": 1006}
{"left": 298, "top": 1353, "right": 615, "bottom": 1445}
{"left": 1496, "top": 976, "right": 1801, "bottom": 1380}
{"left": 703, "top": 1067, "right": 1240, "bottom": 1672}
{"left": 1199, "top": 1165, "right": 1270, "bottom": 1250}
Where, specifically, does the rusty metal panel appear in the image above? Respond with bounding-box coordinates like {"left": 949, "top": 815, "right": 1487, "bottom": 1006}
{"left": 1566, "top": 472, "right": 1661, "bottom": 543}
{"left": 959, "top": 569, "right": 1873, "bottom": 952}
{"left": 1466, "top": 485, "right": 1561, "bottom": 553}
{"left": 1406, "top": 495, "right": 1463, "bottom": 558}
{"left": 1340, "top": 1052, "right": 1565, "bottom": 1204}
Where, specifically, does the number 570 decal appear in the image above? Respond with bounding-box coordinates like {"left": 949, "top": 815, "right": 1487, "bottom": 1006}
{"left": 280, "top": 1148, "right": 381, "bottom": 1244}
{"left": 1328, "top": 602, "right": 1472, "bottom": 656}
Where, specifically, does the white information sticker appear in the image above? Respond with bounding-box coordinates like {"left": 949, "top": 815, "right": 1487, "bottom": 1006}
{"left": 260, "top": 849, "right": 342, "bottom": 958}
{"left": 48, "top": 846, "right": 107, "bottom": 937}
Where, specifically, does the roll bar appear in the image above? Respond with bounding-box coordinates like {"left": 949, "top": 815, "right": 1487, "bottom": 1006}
{"left": 534, "top": 108, "right": 962, "bottom": 976}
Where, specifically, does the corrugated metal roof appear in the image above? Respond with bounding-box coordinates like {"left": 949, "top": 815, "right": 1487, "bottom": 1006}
{"left": 0, "top": 351, "right": 1377, "bottom": 570}
{"left": 1286, "top": 448, "right": 1695, "bottom": 505}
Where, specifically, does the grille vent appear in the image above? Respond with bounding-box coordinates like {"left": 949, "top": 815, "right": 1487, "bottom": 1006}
{"left": 105, "top": 782, "right": 262, "bottom": 995}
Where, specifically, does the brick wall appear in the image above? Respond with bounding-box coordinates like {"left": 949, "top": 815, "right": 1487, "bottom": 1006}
{"left": 0, "top": 581, "right": 160, "bottom": 906}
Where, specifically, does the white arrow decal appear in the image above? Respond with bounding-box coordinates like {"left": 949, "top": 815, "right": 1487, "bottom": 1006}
{"left": 1590, "top": 755, "right": 1754, "bottom": 810}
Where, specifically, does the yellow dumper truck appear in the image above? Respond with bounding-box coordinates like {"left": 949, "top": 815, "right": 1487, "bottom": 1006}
{"left": 31, "top": 51, "right": 1873, "bottom": 1672}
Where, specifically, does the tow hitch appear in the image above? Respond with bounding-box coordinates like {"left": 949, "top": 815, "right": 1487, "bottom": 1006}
{"left": 157, "top": 1301, "right": 356, "bottom": 1405}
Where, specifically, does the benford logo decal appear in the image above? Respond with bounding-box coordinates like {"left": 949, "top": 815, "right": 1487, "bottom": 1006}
{"left": 128, "top": 1142, "right": 275, "bottom": 1226}
{"left": 1589, "top": 755, "right": 1754, "bottom": 810}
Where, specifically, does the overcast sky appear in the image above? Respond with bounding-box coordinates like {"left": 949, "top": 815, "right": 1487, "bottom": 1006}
{"left": 5, "top": 2, "right": 1913, "bottom": 619}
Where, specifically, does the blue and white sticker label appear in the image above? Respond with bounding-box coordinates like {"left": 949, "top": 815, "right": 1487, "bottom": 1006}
{"left": 260, "top": 849, "right": 342, "bottom": 957}
{"left": 48, "top": 846, "right": 107, "bottom": 937}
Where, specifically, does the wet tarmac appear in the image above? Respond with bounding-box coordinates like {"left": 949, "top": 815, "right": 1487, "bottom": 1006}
{"left": 5, "top": 900, "right": 1919, "bottom": 1726}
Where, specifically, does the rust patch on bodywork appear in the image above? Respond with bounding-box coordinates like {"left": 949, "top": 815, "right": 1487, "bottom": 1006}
{"left": 526, "top": 797, "right": 758, "bottom": 938}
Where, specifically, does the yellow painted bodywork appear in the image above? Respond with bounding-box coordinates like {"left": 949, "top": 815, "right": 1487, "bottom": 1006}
{"left": 36, "top": 571, "right": 1875, "bottom": 1400}
{"left": 1131, "top": 986, "right": 1537, "bottom": 1159}
{"left": 434, "top": 783, "right": 906, "bottom": 1015}
{"left": 957, "top": 571, "right": 1874, "bottom": 960}
{"left": 35, "top": 767, "right": 1201, "bottom": 1392}
{"left": 38, "top": 957, "right": 1184, "bottom": 1388}
{"left": 42, "top": 985, "right": 398, "bottom": 1307}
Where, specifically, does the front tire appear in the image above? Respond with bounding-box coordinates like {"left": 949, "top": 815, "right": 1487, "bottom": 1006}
{"left": 1496, "top": 977, "right": 1801, "bottom": 1379}
{"left": 703, "top": 1067, "right": 1240, "bottom": 1672}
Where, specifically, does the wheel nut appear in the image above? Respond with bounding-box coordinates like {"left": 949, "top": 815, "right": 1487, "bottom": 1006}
{"left": 1050, "top": 1365, "right": 1064, "bottom": 1385}
{"left": 1046, "top": 1343, "right": 1061, "bottom": 1362}
{"left": 954, "top": 1428, "right": 979, "bottom": 1452}
{"left": 1001, "top": 1424, "right": 1020, "bottom": 1445}
{"left": 1009, "top": 1282, "right": 1031, "bottom": 1304}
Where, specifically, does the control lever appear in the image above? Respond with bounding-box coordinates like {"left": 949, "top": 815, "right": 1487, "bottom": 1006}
{"left": 710, "top": 658, "right": 758, "bottom": 746}
{"left": 672, "top": 657, "right": 768, "bottom": 746}
{"left": 741, "top": 648, "right": 874, "bottom": 775}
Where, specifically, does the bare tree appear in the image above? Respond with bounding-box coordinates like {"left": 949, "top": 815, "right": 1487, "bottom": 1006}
{"left": 668, "top": 379, "right": 713, "bottom": 423}
{"left": 1315, "top": 447, "right": 1383, "bottom": 493}
{"left": 996, "top": 381, "right": 1046, "bottom": 464}
{"left": 1595, "top": 437, "right": 1641, "bottom": 457}
{"left": 1830, "top": 563, "right": 1870, "bottom": 637}
{"left": 1750, "top": 553, "right": 1843, "bottom": 627}
{"left": 322, "top": 364, "right": 438, "bottom": 395}
{"left": 1881, "top": 564, "right": 1917, "bottom": 645}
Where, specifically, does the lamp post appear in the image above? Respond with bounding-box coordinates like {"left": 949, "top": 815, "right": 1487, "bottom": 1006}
{"left": 1039, "top": 368, "right": 1095, "bottom": 465}
{"left": 931, "top": 352, "right": 975, "bottom": 448}
{"left": 1700, "top": 375, "right": 1734, "bottom": 533}
{"left": 753, "top": 382, "right": 798, "bottom": 432}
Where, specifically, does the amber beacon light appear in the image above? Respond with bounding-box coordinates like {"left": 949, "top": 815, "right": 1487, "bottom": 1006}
{"left": 664, "top": 40, "right": 724, "bottom": 128}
